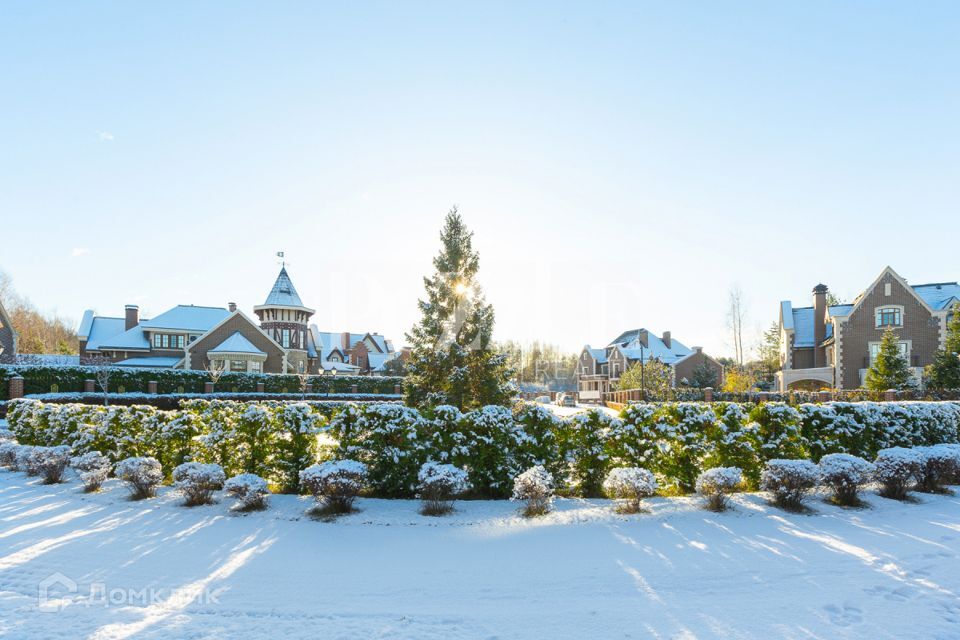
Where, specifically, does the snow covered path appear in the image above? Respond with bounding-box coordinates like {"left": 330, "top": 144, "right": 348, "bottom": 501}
{"left": 2, "top": 471, "right": 960, "bottom": 639}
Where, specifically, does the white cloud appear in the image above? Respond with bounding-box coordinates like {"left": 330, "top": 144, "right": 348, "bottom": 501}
{"left": 98, "top": 131, "right": 115, "bottom": 142}
{"left": 71, "top": 247, "right": 90, "bottom": 258}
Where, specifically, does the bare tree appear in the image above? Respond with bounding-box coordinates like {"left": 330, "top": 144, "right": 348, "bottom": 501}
{"left": 205, "top": 359, "right": 226, "bottom": 390}
{"left": 297, "top": 369, "right": 311, "bottom": 400}
{"left": 727, "top": 286, "right": 747, "bottom": 366}
{"left": 84, "top": 355, "right": 113, "bottom": 406}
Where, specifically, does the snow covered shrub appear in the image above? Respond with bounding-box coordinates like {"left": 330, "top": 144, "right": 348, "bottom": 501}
{"left": 511, "top": 403, "right": 564, "bottom": 481}
{"left": 750, "top": 403, "right": 808, "bottom": 461}
{"left": 275, "top": 403, "right": 325, "bottom": 493}
{"left": 234, "top": 404, "right": 278, "bottom": 478}
{"left": 818, "top": 454, "right": 874, "bottom": 506}
{"left": 874, "top": 447, "right": 921, "bottom": 500}
{"left": 15, "top": 445, "right": 41, "bottom": 475}
{"left": 417, "top": 462, "right": 469, "bottom": 515}
{"left": 914, "top": 444, "right": 960, "bottom": 493}
{"left": 512, "top": 465, "right": 555, "bottom": 517}
{"left": 224, "top": 473, "right": 270, "bottom": 511}
{"left": 71, "top": 451, "right": 111, "bottom": 492}
{"left": 173, "top": 462, "right": 226, "bottom": 506}
{"left": 695, "top": 467, "right": 742, "bottom": 511}
{"left": 0, "top": 441, "right": 19, "bottom": 468}
{"left": 559, "top": 409, "right": 613, "bottom": 497}
{"left": 115, "top": 456, "right": 164, "bottom": 499}
{"left": 760, "top": 459, "right": 819, "bottom": 510}
{"left": 702, "top": 404, "right": 761, "bottom": 488}
{"left": 602, "top": 467, "right": 657, "bottom": 513}
{"left": 300, "top": 459, "right": 368, "bottom": 514}
{"left": 646, "top": 403, "right": 713, "bottom": 493}
{"left": 33, "top": 445, "right": 72, "bottom": 484}
{"left": 457, "top": 405, "right": 527, "bottom": 498}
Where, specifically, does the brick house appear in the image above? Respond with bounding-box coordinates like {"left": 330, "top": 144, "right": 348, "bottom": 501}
{"left": 576, "top": 329, "right": 724, "bottom": 402}
{"left": 776, "top": 266, "right": 959, "bottom": 390}
{"left": 0, "top": 298, "right": 17, "bottom": 359}
{"left": 77, "top": 266, "right": 402, "bottom": 375}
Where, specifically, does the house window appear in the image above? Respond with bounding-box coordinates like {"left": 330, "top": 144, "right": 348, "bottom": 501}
{"left": 175, "top": 335, "right": 184, "bottom": 348}
{"left": 251, "top": 361, "right": 261, "bottom": 373}
{"left": 230, "top": 360, "right": 246, "bottom": 372}
{"left": 869, "top": 341, "right": 909, "bottom": 363}
{"left": 282, "top": 329, "right": 290, "bottom": 348}
{"left": 875, "top": 307, "right": 902, "bottom": 328}
{"left": 153, "top": 334, "right": 162, "bottom": 348}
{"left": 161, "top": 334, "right": 169, "bottom": 348}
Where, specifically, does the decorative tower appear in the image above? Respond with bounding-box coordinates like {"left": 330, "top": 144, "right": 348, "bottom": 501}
{"left": 254, "top": 265, "right": 315, "bottom": 372}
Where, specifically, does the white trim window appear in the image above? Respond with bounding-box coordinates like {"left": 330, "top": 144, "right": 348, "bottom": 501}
{"left": 282, "top": 329, "right": 290, "bottom": 348}
{"left": 869, "top": 340, "right": 909, "bottom": 363}
{"left": 875, "top": 306, "right": 903, "bottom": 328}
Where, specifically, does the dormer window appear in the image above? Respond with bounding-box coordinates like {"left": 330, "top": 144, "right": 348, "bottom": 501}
{"left": 875, "top": 306, "right": 903, "bottom": 328}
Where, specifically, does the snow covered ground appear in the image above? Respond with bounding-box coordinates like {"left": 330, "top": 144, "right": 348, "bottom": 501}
{"left": 2, "top": 470, "right": 960, "bottom": 639}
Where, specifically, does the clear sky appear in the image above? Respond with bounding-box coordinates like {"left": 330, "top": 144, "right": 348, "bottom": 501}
{"left": 1, "top": 1, "right": 958, "bottom": 358}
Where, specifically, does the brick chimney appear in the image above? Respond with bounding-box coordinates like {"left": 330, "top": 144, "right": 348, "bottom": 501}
{"left": 813, "top": 284, "right": 828, "bottom": 367}
{"left": 124, "top": 305, "right": 139, "bottom": 331}
{"left": 228, "top": 302, "right": 237, "bottom": 312}
{"left": 662, "top": 331, "right": 672, "bottom": 349}
{"left": 341, "top": 331, "right": 352, "bottom": 352}
{"left": 636, "top": 329, "right": 649, "bottom": 347}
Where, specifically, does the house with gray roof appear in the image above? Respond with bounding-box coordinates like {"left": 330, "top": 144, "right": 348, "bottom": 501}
{"left": 776, "top": 266, "right": 959, "bottom": 390}
{"left": 77, "top": 265, "right": 401, "bottom": 375}
{"left": 0, "top": 297, "right": 17, "bottom": 360}
{"left": 576, "top": 329, "right": 724, "bottom": 402}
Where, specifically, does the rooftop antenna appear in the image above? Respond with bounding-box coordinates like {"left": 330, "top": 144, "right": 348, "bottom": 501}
{"left": 276, "top": 251, "right": 286, "bottom": 268}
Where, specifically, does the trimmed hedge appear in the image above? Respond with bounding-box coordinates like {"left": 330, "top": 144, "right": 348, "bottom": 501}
{"left": 0, "top": 364, "right": 403, "bottom": 399}
{"left": 7, "top": 399, "right": 960, "bottom": 497}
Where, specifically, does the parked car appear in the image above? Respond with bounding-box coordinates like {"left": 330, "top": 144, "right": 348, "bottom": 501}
{"left": 534, "top": 396, "right": 551, "bottom": 404}
{"left": 555, "top": 393, "right": 576, "bottom": 407}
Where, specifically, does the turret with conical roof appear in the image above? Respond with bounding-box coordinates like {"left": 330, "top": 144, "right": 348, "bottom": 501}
{"left": 254, "top": 267, "right": 315, "bottom": 360}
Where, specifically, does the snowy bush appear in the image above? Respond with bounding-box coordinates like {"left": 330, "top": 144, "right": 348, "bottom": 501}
{"left": 760, "top": 459, "right": 819, "bottom": 510}
{"left": 115, "top": 456, "right": 163, "bottom": 499}
{"left": 602, "top": 467, "right": 657, "bottom": 513}
{"left": 417, "top": 462, "right": 469, "bottom": 516}
{"left": 173, "top": 462, "right": 226, "bottom": 506}
{"left": 224, "top": 473, "right": 270, "bottom": 511}
{"left": 0, "top": 441, "right": 20, "bottom": 468}
{"left": 695, "top": 467, "right": 742, "bottom": 511}
{"left": 71, "top": 451, "right": 111, "bottom": 492}
{"left": 300, "top": 459, "right": 368, "bottom": 514}
{"left": 15, "top": 445, "right": 41, "bottom": 475}
{"left": 874, "top": 447, "right": 922, "bottom": 500}
{"left": 32, "top": 445, "right": 73, "bottom": 484}
{"left": 913, "top": 444, "right": 960, "bottom": 493}
{"left": 512, "top": 465, "right": 555, "bottom": 517}
{"left": 818, "top": 453, "right": 874, "bottom": 506}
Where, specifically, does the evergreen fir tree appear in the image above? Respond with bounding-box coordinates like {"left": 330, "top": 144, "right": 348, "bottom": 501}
{"left": 690, "top": 361, "right": 719, "bottom": 389}
{"left": 864, "top": 326, "right": 913, "bottom": 390}
{"left": 926, "top": 303, "right": 960, "bottom": 390}
{"left": 404, "top": 208, "right": 514, "bottom": 410}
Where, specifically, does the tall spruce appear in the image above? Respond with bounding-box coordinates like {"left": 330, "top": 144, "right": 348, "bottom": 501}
{"left": 864, "top": 326, "right": 913, "bottom": 390}
{"left": 926, "top": 303, "right": 960, "bottom": 390}
{"left": 405, "top": 208, "right": 514, "bottom": 410}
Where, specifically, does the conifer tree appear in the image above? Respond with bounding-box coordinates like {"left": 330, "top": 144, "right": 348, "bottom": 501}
{"left": 404, "top": 208, "right": 514, "bottom": 410}
{"left": 926, "top": 303, "right": 960, "bottom": 390}
{"left": 864, "top": 327, "right": 913, "bottom": 390}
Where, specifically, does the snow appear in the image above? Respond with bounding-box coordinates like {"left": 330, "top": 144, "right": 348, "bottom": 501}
{"left": 2, "top": 470, "right": 960, "bottom": 638}
{"left": 208, "top": 332, "right": 266, "bottom": 356}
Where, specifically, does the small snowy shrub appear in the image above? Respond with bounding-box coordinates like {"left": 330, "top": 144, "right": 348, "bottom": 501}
{"left": 173, "top": 462, "right": 226, "bottom": 506}
{"left": 33, "top": 445, "right": 72, "bottom": 484}
{"left": 602, "top": 467, "right": 657, "bottom": 513}
{"left": 417, "top": 462, "right": 469, "bottom": 516}
{"left": 874, "top": 447, "right": 921, "bottom": 500}
{"left": 760, "top": 459, "right": 819, "bottom": 510}
{"left": 695, "top": 467, "right": 742, "bottom": 511}
{"left": 15, "top": 445, "right": 41, "bottom": 475}
{"left": 115, "top": 456, "right": 164, "bottom": 499}
{"left": 300, "top": 459, "right": 368, "bottom": 514}
{"left": 0, "top": 441, "right": 20, "bottom": 468}
{"left": 512, "top": 465, "right": 555, "bottom": 517}
{"left": 71, "top": 452, "right": 111, "bottom": 492}
{"left": 914, "top": 444, "right": 960, "bottom": 493}
{"left": 224, "top": 473, "right": 270, "bottom": 511}
{"left": 818, "top": 454, "right": 874, "bottom": 506}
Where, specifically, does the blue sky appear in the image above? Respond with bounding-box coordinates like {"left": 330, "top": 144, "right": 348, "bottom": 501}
{"left": 1, "top": 1, "right": 958, "bottom": 357}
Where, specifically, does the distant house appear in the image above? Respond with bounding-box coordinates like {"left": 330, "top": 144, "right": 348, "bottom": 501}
{"left": 576, "top": 329, "right": 724, "bottom": 402}
{"left": 78, "top": 266, "right": 401, "bottom": 375}
{"left": 0, "top": 298, "right": 17, "bottom": 359}
{"left": 776, "top": 266, "right": 959, "bottom": 390}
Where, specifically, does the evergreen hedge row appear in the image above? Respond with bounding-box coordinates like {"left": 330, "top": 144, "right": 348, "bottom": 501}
{"left": 7, "top": 399, "right": 960, "bottom": 497}
{"left": 0, "top": 365, "right": 403, "bottom": 399}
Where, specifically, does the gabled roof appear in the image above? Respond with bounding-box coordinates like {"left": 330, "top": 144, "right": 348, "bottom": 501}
{"left": 208, "top": 331, "right": 267, "bottom": 356}
{"left": 585, "top": 347, "right": 608, "bottom": 364}
{"left": 82, "top": 316, "right": 128, "bottom": 351}
{"left": 263, "top": 267, "right": 305, "bottom": 308}
{"left": 606, "top": 328, "right": 695, "bottom": 365}
{"left": 139, "top": 305, "right": 229, "bottom": 332}
{"left": 97, "top": 324, "right": 151, "bottom": 350}
{"left": 913, "top": 282, "right": 960, "bottom": 311}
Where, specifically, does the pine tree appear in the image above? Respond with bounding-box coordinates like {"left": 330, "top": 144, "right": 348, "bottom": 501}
{"left": 404, "top": 208, "right": 514, "bottom": 410}
{"left": 926, "top": 303, "right": 960, "bottom": 390}
{"left": 690, "top": 361, "right": 719, "bottom": 389}
{"left": 864, "top": 326, "right": 913, "bottom": 390}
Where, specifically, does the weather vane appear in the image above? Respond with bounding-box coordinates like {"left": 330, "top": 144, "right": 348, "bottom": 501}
{"left": 276, "top": 251, "right": 285, "bottom": 268}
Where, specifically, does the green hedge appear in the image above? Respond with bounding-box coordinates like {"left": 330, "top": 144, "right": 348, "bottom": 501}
{"left": 0, "top": 364, "right": 403, "bottom": 399}
{"left": 8, "top": 399, "right": 960, "bottom": 497}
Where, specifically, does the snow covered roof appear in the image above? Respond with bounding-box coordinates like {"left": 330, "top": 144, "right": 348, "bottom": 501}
{"left": 913, "top": 282, "right": 960, "bottom": 311}
{"left": 82, "top": 316, "right": 128, "bottom": 351}
{"left": 139, "top": 305, "right": 229, "bottom": 332}
{"left": 263, "top": 267, "right": 305, "bottom": 308}
{"left": 208, "top": 331, "right": 267, "bottom": 356}
{"left": 115, "top": 357, "right": 182, "bottom": 368}
{"left": 587, "top": 347, "right": 608, "bottom": 364}
{"left": 319, "top": 361, "right": 361, "bottom": 373}
{"left": 368, "top": 352, "right": 397, "bottom": 371}
{"left": 607, "top": 329, "right": 695, "bottom": 364}
{"left": 827, "top": 304, "right": 854, "bottom": 318}
{"left": 97, "top": 325, "right": 151, "bottom": 351}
